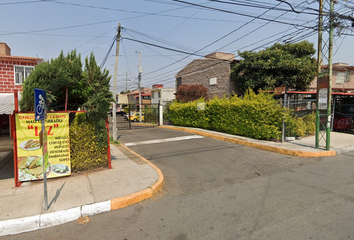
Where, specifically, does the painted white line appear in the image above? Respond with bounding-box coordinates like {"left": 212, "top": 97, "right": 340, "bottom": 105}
{"left": 124, "top": 135, "right": 205, "bottom": 146}
{"left": 81, "top": 201, "right": 111, "bottom": 216}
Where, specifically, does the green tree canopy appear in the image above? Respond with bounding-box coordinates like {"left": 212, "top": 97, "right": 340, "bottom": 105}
{"left": 231, "top": 41, "right": 317, "bottom": 93}
{"left": 20, "top": 50, "right": 113, "bottom": 147}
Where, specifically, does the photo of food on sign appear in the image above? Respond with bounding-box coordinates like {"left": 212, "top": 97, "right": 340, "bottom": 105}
{"left": 19, "top": 139, "right": 41, "bottom": 151}
{"left": 52, "top": 164, "right": 70, "bottom": 175}
{"left": 18, "top": 156, "right": 50, "bottom": 181}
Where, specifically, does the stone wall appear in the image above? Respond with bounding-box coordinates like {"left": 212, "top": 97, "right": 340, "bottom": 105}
{"left": 175, "top": 59, "right": 240, "bottom": 98}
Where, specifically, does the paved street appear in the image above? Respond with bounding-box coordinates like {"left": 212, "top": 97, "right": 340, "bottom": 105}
{"left": 4, "top": 127, "right": 354, "bottom": 240}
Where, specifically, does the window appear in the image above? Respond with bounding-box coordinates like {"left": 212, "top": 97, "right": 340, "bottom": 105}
{"left": 176, "top": 77, "right": 182, "bottom": 90}
{"left": 336, "top": 71, "right": 346, "bottom": 84}
{"left": 158, "top": 91, "right": 161, "bottom": 98}
{"left": 152, "top": 92, "right": 155, "bottom": 98}
{"left": 14, "top": 65, "right": 34, "bottom": 85}
{"left": 142, "top": 96, "right": 150, "bottom": 100}
{"left": 210, "top": 77, "right": 217, "bottom": 85}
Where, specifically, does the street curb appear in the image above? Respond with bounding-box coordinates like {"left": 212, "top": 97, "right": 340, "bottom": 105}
{"left": 110, "top": 144, "right": 164, "bottom": 210}
{"left": 159, "top": 126, "right": 337, "bottom": 158}
{"left": 0, "top": 146, "right": 164, "bottom": 237}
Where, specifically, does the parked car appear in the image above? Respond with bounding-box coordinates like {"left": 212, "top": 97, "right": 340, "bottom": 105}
{"left": 124, "top": 113, "right": 130, "bottom": 121}
{"left": 108, "top": 108, "right": 126, "bottom": 116}
{"left": 130, "top": 112, "right": 144, "bottom": 122}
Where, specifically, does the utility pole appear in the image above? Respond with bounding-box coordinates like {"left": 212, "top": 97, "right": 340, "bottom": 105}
{"left": 113, "top": 23, "right": 121, "bottom": 141}
{"left": 326, "top": 0, "right": 334, "bottom": 150}
{"left": 315, "top": 0, "right": 323, "bottom": 149}
{"left": 137, "top": 51, "right": 143, "bottom": 123}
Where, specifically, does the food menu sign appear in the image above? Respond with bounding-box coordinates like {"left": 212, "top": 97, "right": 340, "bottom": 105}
{"left": 16, "top": 113, "right": 71, "bottom": 182}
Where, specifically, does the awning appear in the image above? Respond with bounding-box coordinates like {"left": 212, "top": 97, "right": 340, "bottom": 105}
{"left": 0, "top": 93, "right": 20, "bottom": 114}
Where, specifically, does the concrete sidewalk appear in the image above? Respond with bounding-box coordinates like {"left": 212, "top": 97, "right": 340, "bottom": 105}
{"left": 0, "top": 144, "right": 164, "bottom": 236}
{"left": 160, "top": 125, "right": 354, "bottom": 157}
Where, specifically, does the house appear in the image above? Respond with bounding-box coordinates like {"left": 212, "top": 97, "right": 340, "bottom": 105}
{"left": 116, "top": 93, "right": 128, "bottom": 111}
{"left": 175, "top": 52, "right": 240, "bottom": 98}
{"left": 151, "top": 84, "right": 175, "bottom": 105}
{"left": 0, "top": 42, "right": 43, "bottom": 135}
{"left": 126, "top": 88, "right": 151, "bottom": 111}
{"left": 0, "top": 42, "right": 43, "bottom": 93}
{"left": 309, "top": 63, "right": 354, "bottom": 93}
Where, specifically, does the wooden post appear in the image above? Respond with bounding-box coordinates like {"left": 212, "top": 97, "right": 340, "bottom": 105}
{"left": 65, "top": 86, "right": 68, "bottom": 111}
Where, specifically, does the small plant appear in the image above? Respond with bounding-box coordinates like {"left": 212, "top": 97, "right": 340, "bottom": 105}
{"left": 109, "top": 136, "right": 120, "bottom": 145}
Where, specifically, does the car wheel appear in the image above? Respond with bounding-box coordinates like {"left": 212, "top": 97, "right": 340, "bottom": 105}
{"left": 133, "top": 119, "right": 137, "bottom": 122}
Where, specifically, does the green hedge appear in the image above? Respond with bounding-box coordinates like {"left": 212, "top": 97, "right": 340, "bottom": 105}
{"left": 70, "top": 113, "right": 108, "bottom": 172}
{"left": 169, "top": 90, "right": 315, "bottom": 140}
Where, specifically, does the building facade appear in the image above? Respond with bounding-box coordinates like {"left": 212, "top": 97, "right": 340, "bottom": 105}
{"left": 0, "top": 42, "right": 42, "bottom": 134}
{"left": 309, "top": 63, "right": 354, "bottom": 92}
{"left": 0, "top": 42, "right": 42, "bottom": 93}
{"left": 151, "top": 84, "right": 175, "bottom": 105}
{"left": 126, "top": 88, "right": 151, "bottom": 111}
{"left": 175, "top": 52, "right": 240, "bottom": 98}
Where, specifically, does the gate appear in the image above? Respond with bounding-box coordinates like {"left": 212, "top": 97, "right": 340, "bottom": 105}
{"left": 332, "top": 95, "right": 354, "bottom": 134}
{"left": 108, "top": 103, "right": 160, "bottom": 131}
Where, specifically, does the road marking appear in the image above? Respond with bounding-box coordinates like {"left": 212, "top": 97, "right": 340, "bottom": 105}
{"left": 124, "top": 135, "right": 205, "bottom": 146}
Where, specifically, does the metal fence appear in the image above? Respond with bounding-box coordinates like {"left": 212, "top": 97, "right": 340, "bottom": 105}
{"left": 280, "top": 95, "right": 354, "bottom": 134}
{"left": 109, "top": 103, "right": 160, "bottom": 130}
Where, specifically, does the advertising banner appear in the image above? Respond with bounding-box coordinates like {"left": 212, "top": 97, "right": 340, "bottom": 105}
{"left": 16, "top": 113, "right": 71, "bottom": 182}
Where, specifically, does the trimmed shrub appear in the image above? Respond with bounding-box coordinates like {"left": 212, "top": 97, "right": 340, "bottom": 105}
{"left": 169, "top": 90, "right": 285, "bottom": 140}
{"left": 70, "top": 113, "right": 108, "bottom": 172}
{"left": 169, "top": 89, "right": 315, "bottom": 140}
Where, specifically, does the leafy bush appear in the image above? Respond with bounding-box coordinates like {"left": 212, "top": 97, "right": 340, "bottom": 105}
{"left": 175, "top": 84, "right": 208, "bottom": 102}
{"left": 143, "top": 105, "right": 158, "bottom": 123}
{"left": 169, "top": 88, "right": 316, "bottom": 140}
{"left": 286, "top": 111, "right": 316, "bottom": 137}
{"left": 169, "top": 90, "right": 284, "bottom": 140}
{"left": 70, "top": 113, "right": 108, "bottom": 172}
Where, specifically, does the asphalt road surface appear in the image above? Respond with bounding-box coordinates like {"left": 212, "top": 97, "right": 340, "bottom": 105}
{"left": 4, "top": 127, "right": 354, "bottom": 240}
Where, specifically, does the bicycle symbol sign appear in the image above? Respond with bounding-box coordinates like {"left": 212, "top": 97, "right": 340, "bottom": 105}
{"left": 34, "top": 88, "right": 47, "bottom": 121}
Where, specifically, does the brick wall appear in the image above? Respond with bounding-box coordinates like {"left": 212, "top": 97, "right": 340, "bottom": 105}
{"left": 0, "top": 43, "right": 11, "bottom": 56}
{"left": 0, "top": 60, "right": 36, "bottom": 93}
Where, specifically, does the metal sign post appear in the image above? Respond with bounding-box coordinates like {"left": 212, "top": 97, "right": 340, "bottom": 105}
{"left": 34, "top": 88, "right": 48, "bottom": 210}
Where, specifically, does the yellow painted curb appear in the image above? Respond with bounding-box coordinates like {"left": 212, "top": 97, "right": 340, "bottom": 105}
{"left": 110, "top": 144, "right": 164, "bottom": 210}
{"left": 159, "top": 125, "right": 336, "bottom": 158}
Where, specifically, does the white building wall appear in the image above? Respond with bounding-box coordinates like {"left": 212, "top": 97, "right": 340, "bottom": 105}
{"left": 161, "top": 88, "right": 175, "bottom": 104}
{"left": 151, "top": 87, "right": 175, "bottom": 105}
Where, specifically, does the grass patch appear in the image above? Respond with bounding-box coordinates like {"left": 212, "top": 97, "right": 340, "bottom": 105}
{"left": 109, "top": 136, "right": 120, "bottom": 145}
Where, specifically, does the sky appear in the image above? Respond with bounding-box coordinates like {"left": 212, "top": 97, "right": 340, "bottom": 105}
{"left": 1, "top": 0, "right": 353, "bottom": 93}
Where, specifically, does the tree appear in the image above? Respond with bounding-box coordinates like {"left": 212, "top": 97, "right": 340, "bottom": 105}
{"left": 20, "top": 50, "right": 89, "bottom": 111}
{"left": 82, "top": 53, "right": 113, "bottom": 146}
{"left": 120, "top": 90, "right": 131, "bottom": 94}
{"left": 231, "top": 41, "right": 317, "bottom": 93}
{"left": 19, "top": 50, "right": 113, "bottom": 147}
{"left": 175, "top": 84, "right": 208, "bottom": 103}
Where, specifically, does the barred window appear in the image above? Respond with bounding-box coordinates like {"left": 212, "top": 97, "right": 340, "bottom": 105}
{"left": 14, "top": 65, "right": 34, "bottom": 85}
